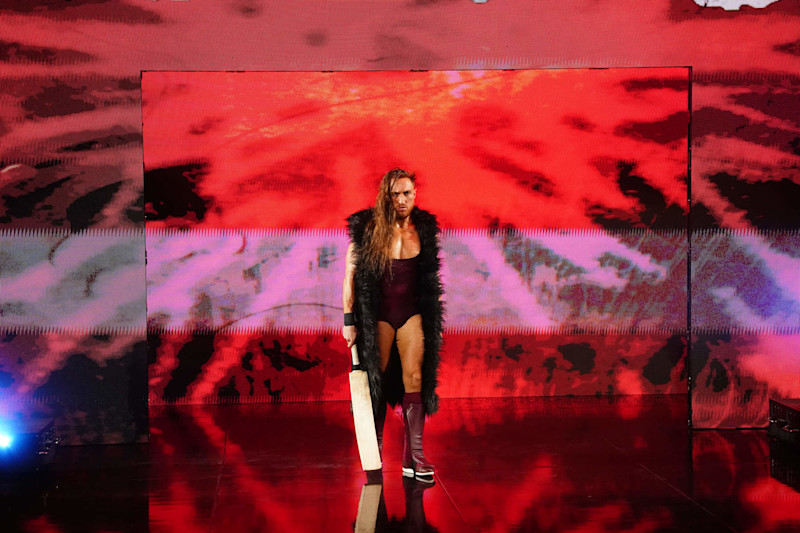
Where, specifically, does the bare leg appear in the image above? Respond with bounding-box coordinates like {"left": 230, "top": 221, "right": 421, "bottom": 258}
{"left": 395, "top": 314, "right": 424, "bottom": 393}
{"left": 376, "top": 320, "right": 395, "bottom": 372}
{"left": 374, "top": 320, "right": 395, "bottom": 460}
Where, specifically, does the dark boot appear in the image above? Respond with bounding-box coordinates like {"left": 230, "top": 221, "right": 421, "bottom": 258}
{"left": 402, "top": 412, "right": 413, "bottom": 478}
{"left": 402, "top": 392, "right": 434, "bottom": 482}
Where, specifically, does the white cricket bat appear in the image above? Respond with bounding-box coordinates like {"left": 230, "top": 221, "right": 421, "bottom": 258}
{"left": 349, "top": 344, "right": 382, "bottom": 471}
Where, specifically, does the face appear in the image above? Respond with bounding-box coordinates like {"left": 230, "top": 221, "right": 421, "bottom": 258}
{"left": 390, "top": 177, "right": 416, "bottom": 219}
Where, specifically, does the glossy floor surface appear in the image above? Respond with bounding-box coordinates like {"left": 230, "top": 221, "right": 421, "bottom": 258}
{"left": 3, "top": 396, "right": 800, "bottom": 532}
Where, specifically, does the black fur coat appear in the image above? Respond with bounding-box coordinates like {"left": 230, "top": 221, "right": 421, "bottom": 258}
{"left": 346, "top": 207, "right": 444, "bottom": 416}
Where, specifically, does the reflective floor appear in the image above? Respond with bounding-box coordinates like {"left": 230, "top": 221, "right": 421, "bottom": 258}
{"left": 2, "top": 396, "right": 800, "bottom": 532}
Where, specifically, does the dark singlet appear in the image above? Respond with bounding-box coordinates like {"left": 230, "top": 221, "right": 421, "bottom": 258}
{"left": 377, "top": 255, "right": 420, "bottom": 330}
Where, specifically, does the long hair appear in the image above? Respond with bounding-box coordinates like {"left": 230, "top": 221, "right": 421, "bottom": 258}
{"left": 363, "top": 168, "right": 415, "bottom": 275}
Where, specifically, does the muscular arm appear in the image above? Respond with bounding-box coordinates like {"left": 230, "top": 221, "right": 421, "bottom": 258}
{"left": 342, "top": 243, "right": 357, "bottom": 346}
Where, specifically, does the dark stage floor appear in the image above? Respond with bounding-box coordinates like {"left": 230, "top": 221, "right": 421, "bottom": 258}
{"left": 3, "top": 396, "right": 800, "bottom": 532}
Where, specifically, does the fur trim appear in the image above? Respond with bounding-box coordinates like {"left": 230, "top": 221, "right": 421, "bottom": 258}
{"left": 346, "top": 207, "right": 444, "bottom": 415}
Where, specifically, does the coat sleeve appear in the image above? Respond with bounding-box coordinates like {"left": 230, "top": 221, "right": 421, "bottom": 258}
{"left": 416, "top": 209, "right": 444, "bottom": 415}
{"left": 421, "top": 218, "right": 444, "bottom": 319}
{"left": 346, "top": 209, "right": 372, "bottom": 244}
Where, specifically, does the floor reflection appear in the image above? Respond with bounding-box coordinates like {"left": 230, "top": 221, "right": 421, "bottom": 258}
{"left": 354, "top": 473, "right": 437, "bottom": 532}
{"left": 2, "top": 396, "right": 800, "bottom": 532}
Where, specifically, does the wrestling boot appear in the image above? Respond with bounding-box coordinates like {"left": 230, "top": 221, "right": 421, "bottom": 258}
{"left": 402, "top": 392, "right": 435, "bottom": 482}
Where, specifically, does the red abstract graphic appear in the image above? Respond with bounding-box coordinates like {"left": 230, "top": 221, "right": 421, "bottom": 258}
{"left": 142, "top": 69, "right": 690, "bottom": 407}
{"left": 142, "top": 69, "right": 689, "bottom": 230}
{"left": 148, "top": 331, "right": 686, "bottom": 406}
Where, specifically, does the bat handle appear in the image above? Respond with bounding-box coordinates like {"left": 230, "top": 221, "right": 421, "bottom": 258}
{"left": 350, "top": 344, "right": 361, "bottom": 369}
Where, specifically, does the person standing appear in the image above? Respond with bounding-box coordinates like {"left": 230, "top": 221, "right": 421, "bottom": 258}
{"left": 342, "top": 168, "right": 444, "bottom": 482}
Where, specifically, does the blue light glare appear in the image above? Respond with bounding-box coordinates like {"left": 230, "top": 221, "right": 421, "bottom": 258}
{"left": 0, "top": 434, "right": 12, "bottom": 449}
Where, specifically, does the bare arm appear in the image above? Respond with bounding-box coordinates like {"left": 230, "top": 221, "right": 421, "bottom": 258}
{"left": 342, "top": 242, "right": 357, "bottom": 347}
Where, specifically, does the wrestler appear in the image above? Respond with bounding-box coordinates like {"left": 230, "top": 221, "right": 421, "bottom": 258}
{"left": 342, "top": 168, "right": 444, "bottom": 482}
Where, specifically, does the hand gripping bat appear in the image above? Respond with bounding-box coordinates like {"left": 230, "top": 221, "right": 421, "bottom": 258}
{"left": 349, "top": 344, "right": 382, "bottom": 471}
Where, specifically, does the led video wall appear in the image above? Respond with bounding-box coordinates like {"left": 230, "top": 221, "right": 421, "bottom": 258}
{"left": 143, "top": 69, "right": 690, "bottom": 405}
